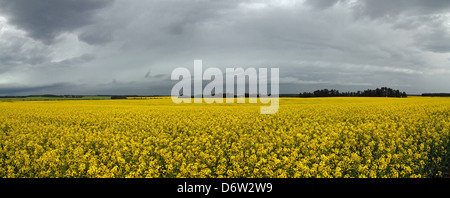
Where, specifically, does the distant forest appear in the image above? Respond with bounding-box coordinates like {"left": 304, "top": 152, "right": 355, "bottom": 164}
{"left": 3, "top": 88, "right": 450, "bottom": 99}
{"left": 299, "top": 87, "right": 407, "bottom": 98}
{"left": 421, "top": 93, "right": 450, "bottom": 97}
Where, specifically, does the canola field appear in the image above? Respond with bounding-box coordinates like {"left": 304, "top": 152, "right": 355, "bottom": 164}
{"left": 0, "top": 97, "right": 449, "bottom": 178}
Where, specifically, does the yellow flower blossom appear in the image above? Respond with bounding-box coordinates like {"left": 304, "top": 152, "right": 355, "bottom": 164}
{"left": 0, "top": 97, "right": 449, "bottom": 178}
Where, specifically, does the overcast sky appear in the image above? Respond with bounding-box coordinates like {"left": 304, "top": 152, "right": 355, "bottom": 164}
{"left": 0, "top": 0, "right": 449, "bottom": 95}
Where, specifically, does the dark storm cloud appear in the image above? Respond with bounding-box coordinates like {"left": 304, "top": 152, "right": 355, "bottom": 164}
{"left": 408, "top": 16, "right": 450, "bottom": 53}
{"left": 0, "top": 25, "right": 51, "bottom": 72}
{"left": 78, "top": 25, "right": 113, "bottom": 45}
{"left": 163, "top": 0, "right": 240, "bottom": 35}
{"left": 44, "top": 54, "right": 96, "bottom": 69}
{"left": 416, "top": 28, "right": 450, "bottom": 53}
{"left": 0, "top": 0, "right": 450, "bottom": 95}
{"left": 0, "top": 38, "right": 49, "bottom": 67}
{"left": 0, "top": 0, "right": 112, "bottom": 44}
{"left": 303, "top": 0, "right": 342, "bottom": 9}
{"left": 0, "top": 82, "right": 74, "bottom": 95}
{"left": 354, "top": 0, "right": 450, "bottom": 18}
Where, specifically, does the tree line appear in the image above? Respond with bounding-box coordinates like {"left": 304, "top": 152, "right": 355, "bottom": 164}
{"left": 422, "top": 93, "right": 450, "bottom": 97}
{"left": 299, "top": 87, "right": 407, "bottom": 98}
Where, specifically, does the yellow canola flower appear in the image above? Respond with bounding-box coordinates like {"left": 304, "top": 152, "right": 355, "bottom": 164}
{"left": 0, "top": 97, "right": 449, "bottom": 178}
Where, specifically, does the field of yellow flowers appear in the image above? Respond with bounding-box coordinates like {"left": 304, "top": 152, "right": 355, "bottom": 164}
{"left": 1, "top": 97, "right": 449, "bottom": 178}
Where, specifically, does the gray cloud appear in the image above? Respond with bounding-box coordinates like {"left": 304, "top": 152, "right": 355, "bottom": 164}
{"left": 353, "top": 0, "right": 450, "bottom": 19}
{"left": 411, "top": 16, "right": 450, "bottom": 53}
{"left": 0, "top": 82, "right": 74, "bottom": 95}
{"left": 0, "top": 0, "right": 450, "bottom": 95}
{"left": 78, "top": 25, "right": 114, "bottom": 45}
{"left": 0, "top": 37, "right": 49, "bottom": 68}
{"left": 303, "top": 0, "right": 342, "bottom": 9}
{"left": 0, "top": 0, "right": 112, "bottom": 44}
